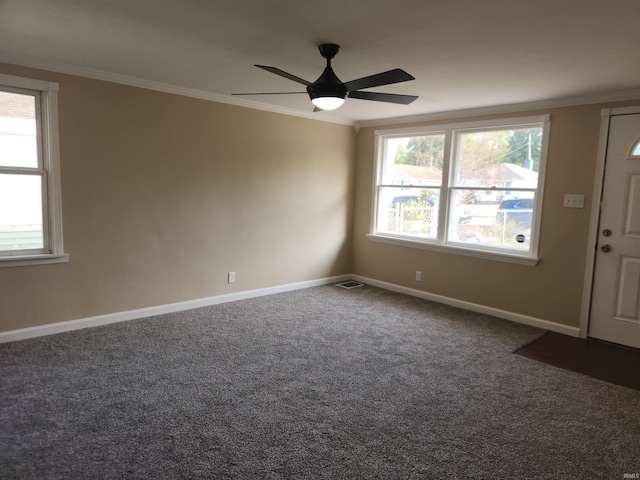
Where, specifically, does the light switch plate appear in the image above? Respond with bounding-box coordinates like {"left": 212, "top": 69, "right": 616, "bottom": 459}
{"left": 563, "top": 194, "right": 585, "bottom": 208}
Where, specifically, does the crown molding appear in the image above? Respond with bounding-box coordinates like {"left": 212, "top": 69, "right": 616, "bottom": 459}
{"left": 0, "top": 55, "right": 357, "bottom": 127}
{"left": 355, "top": 89, "right": 640, "bottom": 129}
{"left": 2, "top": 55, "right": 639, "bottom": 132}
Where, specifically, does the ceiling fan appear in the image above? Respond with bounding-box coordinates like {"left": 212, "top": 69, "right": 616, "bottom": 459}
{"left": 233, "top": 44, "right": 418, "bottom": 111}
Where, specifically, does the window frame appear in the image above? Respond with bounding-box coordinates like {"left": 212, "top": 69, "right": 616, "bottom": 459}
{"left": 0, "top": 73, "right": 67, "bottom": 267}
{"left": 368, "top": 114, "right": 551, "bottom": 266}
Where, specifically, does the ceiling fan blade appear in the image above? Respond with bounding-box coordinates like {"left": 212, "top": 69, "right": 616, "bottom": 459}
{"left": 344, "top": 68, "right": 415, "bottom": 91}
{"left": 232, "top": 92, "right": 307, "bottom": 96}
{"left": 255, "top": 65, "right": 312, "bottom": 86}
{"left": 348, "top": 91, "right": 418, "bottom": 105}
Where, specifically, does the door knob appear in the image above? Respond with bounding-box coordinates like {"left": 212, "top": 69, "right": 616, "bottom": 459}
{"left": 601, "top": 244, "right": 612, "bottom": 253}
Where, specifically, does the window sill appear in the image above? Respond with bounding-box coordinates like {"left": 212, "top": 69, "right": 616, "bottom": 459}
{"left": 0, "top": 253, "right": 69, "bottom": 268}
{"left": 367, "top": 234, "right": 539, "bottom": 266}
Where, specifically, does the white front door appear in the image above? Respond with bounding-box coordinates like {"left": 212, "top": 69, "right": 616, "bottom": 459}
{"left": 589, "top": 113, "right": 640, "bottom": 349}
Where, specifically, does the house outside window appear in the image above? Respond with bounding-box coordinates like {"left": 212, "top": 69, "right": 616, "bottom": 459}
{"left": 370, "top": 115, "right": 550, "bottom": 265}
{"left": 0, "top": 74, "right": 66, "bottom": 267}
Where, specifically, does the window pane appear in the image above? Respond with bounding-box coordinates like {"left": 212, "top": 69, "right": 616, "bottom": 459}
{"left": 377, "top": 187, "right": 440, "bottom": 238}
{"left": 448, "top": 189, "right": 534, "bottom": 251}
{"left": 382, "top": 134, "right": 444, "bottom": 186}
{"left": 0, "top": 173, "right": 44, "bottom": 250}
{"left": 0, "top": 91, "right": 38, "bottom": 168}
{"left": 454, "top": 128, "right": 542, "bottom": 188}
{"left": 633, "top": 141, "right": 640, "bottom": 156}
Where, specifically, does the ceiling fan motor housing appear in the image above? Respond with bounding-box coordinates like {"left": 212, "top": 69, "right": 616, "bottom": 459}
{"left": 307, "top": 44, "right": 347, "bottom": 102}
{"left": 307, "top": 66, "right": 348, "bottom": 101}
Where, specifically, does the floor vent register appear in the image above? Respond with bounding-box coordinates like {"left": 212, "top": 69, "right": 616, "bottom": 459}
{"left": 335, "top": 280, "right": 365, "bottom": 289}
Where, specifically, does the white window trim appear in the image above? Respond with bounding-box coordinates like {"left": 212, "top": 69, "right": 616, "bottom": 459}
{"left": 369, "top": 114, "right": 550, "bottom": 265}
{"left": 0, "top": 73, "right": 68, "bottom": 267}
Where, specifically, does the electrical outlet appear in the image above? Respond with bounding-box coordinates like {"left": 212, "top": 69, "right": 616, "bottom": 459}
{"left": 563, "top": 194, "right": 585, "bottom": 208}
{"left": 415, "top": 271, "right": 422, "bottom": 281}
{"left": 228, "top": 272, "right": 236, "bottom": 283}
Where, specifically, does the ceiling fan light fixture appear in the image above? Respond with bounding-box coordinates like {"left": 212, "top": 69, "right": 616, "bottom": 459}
{"left": 311, "top": 95, "right": 345, "bottom": 111}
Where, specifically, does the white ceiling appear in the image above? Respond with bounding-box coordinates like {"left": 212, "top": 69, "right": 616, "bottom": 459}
{"left": 1, "top": 0, "right": 639, "bottom": 124}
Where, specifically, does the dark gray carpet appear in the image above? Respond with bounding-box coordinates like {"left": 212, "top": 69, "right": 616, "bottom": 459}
{"left": 1, "top": 285, "right": 639, "bottom": 479}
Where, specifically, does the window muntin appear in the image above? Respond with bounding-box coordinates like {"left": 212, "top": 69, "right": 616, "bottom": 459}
{"left": 372, "top": 116, "right": 549, "bottom": 261}
{"left": 0, "top": 74, "right": 65, "bottom": 265}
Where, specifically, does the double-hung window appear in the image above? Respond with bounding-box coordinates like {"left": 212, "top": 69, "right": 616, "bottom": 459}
{"left": 0, "top": 74, "right": 66, "bottom": 266}
{"left": 370, "top": 115, "right": 550, "bottom": 265}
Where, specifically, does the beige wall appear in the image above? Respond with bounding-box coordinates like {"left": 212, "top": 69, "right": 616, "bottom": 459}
{"left": 0, "top": 63, "right": 356, "bottom": 332}
{"left": 351, "top": 103, "right": 638, "bottom": 329}
{"left": 2, "top": 61, "right": 639, "bottom": 334}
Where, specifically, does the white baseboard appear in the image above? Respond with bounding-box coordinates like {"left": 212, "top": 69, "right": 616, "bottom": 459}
{"left": 0, "top": 274, "right": 351, "bottom": 344}
{"left": 351, "top": 275, "right": 581, "bottom": 337}
{"left": 0, "top": 272, "right": 579, "bottom": 344}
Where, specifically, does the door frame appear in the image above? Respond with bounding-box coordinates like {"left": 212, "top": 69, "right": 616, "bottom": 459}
{"left": 579, "top": 106, "right": 640, "bottom": 338}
